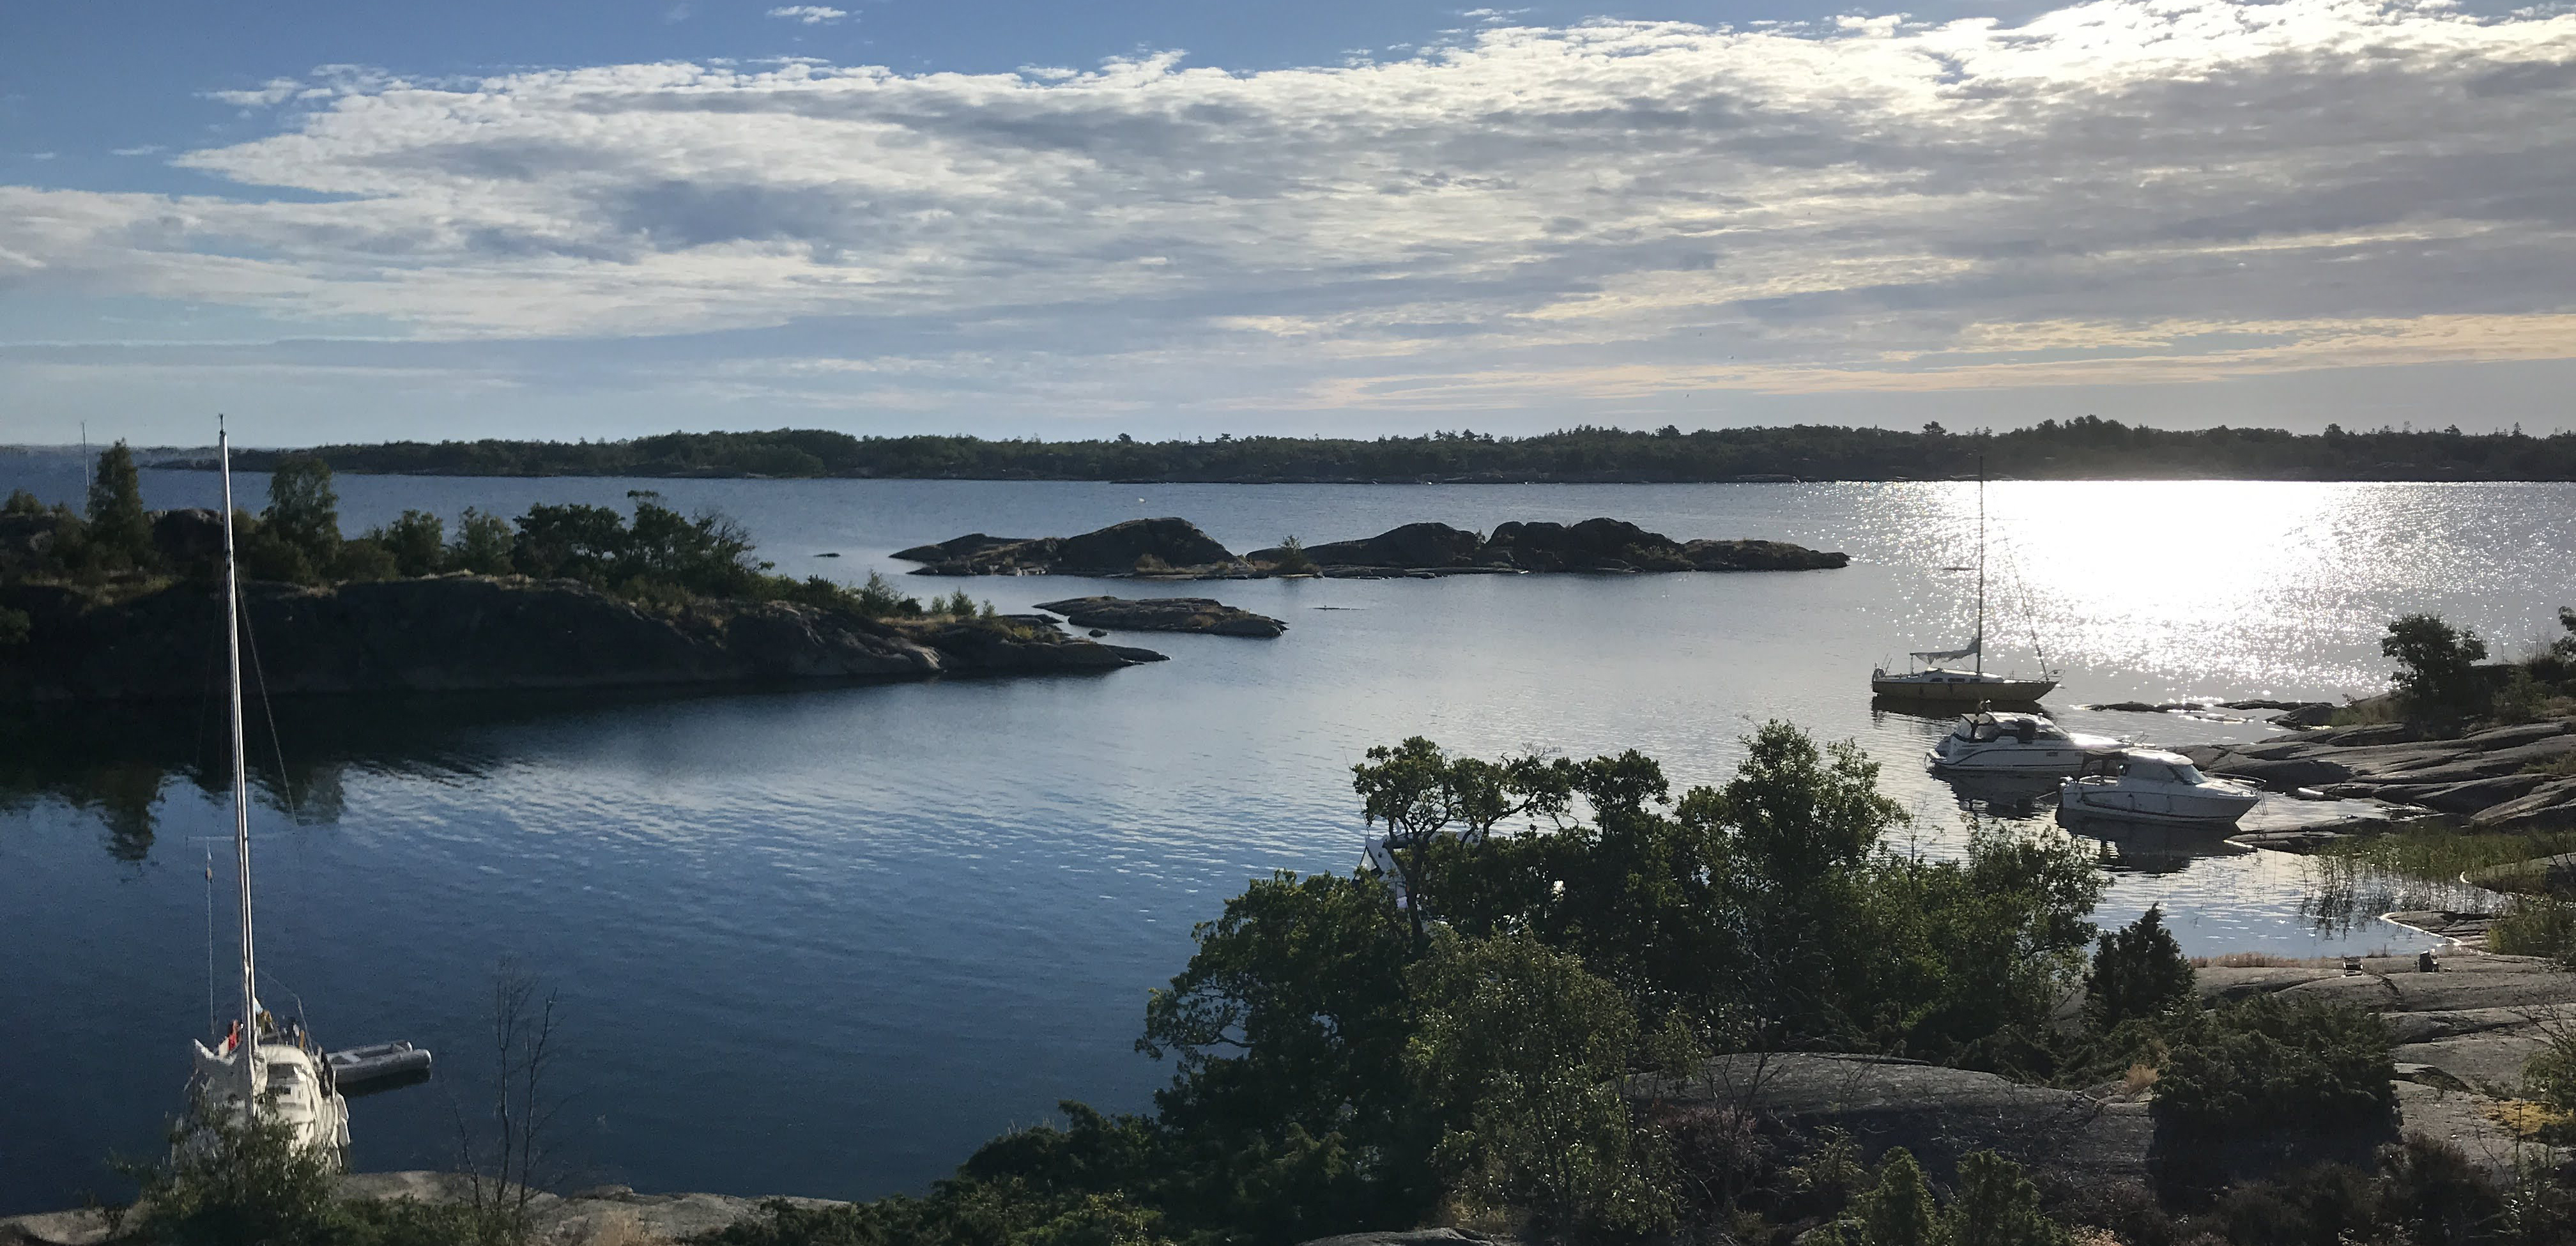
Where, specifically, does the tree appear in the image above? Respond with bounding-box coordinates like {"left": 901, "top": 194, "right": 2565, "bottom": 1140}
{"left": 1406, "top": 932, "right": 1670, "bottom": 1240}
{"left": 450, "top": 508, "right": 516, "bottom": 575}
{"left": 1271, "top": 535, "right": 1317, "bottom": 576}
{"left": 1846, "top": 1147, "right": 1936, "bottom": 1246}
{"left": 86, "top": 441, "right": 155, "bottom": 569}
{"left": 262, "top": 456, "right": 342, "bottom": 569}
{"left": 2086, "top": 905, "right": 2195, "bottom": 1030}
{"left": 121, "top": 1093, "right": 345, "bottom": 1246}
{"left": 1941, "top": 1150, "right": 2071, "bottom": 1246}
{"left": 374, "top": 510, "right": 447, "bottom": 577}
{"left": 2381, "top": 613, "right": 2489, "bottom": 721}
{"left": 1350, "top": 737, "right": 1574, "bottom": 940}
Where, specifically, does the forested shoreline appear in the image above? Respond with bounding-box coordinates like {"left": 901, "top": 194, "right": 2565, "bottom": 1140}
{"left": 153, "top": 418, "right": 2576, "bottom": 482}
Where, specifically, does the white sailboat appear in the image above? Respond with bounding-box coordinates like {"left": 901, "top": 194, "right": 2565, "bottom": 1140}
{"left": 184, "top": 422, "right": 351, "bottom": 1161}
{"left": 1873, "top": 465, "right": 2058, "bottom": 703}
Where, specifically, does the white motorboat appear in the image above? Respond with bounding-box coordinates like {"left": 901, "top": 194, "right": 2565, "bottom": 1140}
{"left": 2058, "top": 749, "right": 2262, "bottom": 826}
{"left": 185, "top": 421, "right": 351, "bottom": 1161}
{"left": 1874, "top": 461, "right": 2058, "bottom": 703}
{"left": 1928, "top": 711, "right": 2122, "bottom": 774}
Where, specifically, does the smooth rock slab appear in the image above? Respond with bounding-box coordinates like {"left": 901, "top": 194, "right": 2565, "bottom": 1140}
{"left": 1035, "top": 596, "right": 1288, "bottom": 638}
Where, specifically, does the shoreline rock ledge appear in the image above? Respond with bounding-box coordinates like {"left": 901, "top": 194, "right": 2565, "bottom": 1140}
{"left": 895, "top": 516, "right": 1849, "bottom": 578}
{"left": 0, "top": 576, "right": 1160, "bottom": 703}
{"left": 1035, "top": 596, "right": 1288, "bottom": 637}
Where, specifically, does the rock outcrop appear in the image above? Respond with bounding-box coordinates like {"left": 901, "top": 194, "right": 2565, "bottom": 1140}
{"left": 0, "top": 576, "right": 1156, "bottom": 702}
{"left": 2178, "top": 719, "right": 2576, "bottom": 833}
{"left": 896, "top": 518, "right": 1240, "bottom": 576}
{"left": 1034, "top": 596, "right": 1287, "bottom": 638}
{"left": 894, "top": 517, "right": 1847, "bottom": 579}
{"left": 1247, "top": 519, "right": 1847, "bottom": 575}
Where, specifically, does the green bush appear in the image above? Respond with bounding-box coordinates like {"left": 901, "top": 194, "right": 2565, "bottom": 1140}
{"left": 0, "top": 606, "right": 27, "bottom": 647}
{"left": 2490, "top": 899, "right": 2576, "bottom": 965}
{"left": 1270, "top": 535, "right": 1317, "bottom": 576}
{"left": 85, "top": 442, "right": 155, "bottom": 569}
{"left": 121, "top": 1097, "right": 346, "bottom": 1246}
{"left": 450, "top": 507, "right": 516, "bottom": 574}
{"left": 3, "top": 488, "right": 43, "bottom": 516}
{"left": 332, "top": 537, "right": 400, "bottom": 582}
{"left": 263, "top": 456, "right": 343, "bottom": 571}
{"left": 373, "top": 509, "right": 448, "bottom": 577}
{"left": 2381, "top": 613, "right": 2490, "bottom": 722}
{"left": 2152, "top": 994, "right": 2395, "bottom": 1140}
{"left": 2086, "top": 905, "right": 2195, "bottom": 1031}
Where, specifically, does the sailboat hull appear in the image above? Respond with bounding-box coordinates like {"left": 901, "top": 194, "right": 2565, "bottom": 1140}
{"left": 1871, "top": 672, "right": 2058, "bottom": 702}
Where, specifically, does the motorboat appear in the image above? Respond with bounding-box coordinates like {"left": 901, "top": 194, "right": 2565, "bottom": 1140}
{"left": 2058, "top": 749, "right": 2262, "bottom": 826}
{"left": 328, "top": 1042, "right": 434, "bottom": 1091}
{"left": 1874, "top": 460, "right": 2058, "bottom": 703}
{"left": 183, "top": 421, "right": 351, "bottom": 1162}
{"left": 1928, "top": 711, "right": 2122, "bottom": 774}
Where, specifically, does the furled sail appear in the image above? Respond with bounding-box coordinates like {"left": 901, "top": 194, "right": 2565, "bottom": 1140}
{"left": 1910, "top": 635, "right": 1981, "bottom": 663}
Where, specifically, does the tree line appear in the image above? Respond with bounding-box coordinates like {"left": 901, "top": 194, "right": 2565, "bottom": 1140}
{"left": 192, "top": 418, "right": 2576, "bottom": 482}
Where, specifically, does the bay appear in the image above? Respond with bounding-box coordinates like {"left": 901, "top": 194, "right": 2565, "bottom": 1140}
{"left": 3, "top": 464, "right": 2571, "bottom": 1215}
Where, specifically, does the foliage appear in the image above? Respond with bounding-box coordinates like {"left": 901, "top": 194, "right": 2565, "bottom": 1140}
{"left": 3, "top": 487, "right": 44, "bottom": 516}
{"left": 451, "top": 507, "right": 516, "bottom": 574}
{"left": 1406, "top": 932, "right": 1670, "bottom": 1239}
{"left": 1841, "top": 1146, "right": 1936, "bottom": 1246}
{"left": 2382, "top": 613, "right": 2491, "bottom": 722}
{"left": 0, "top": 604, "right": 27, "bottom": 647}
{"left": 263, "top": 456, "right": 344, "bottom": 572}
{"left": 224, "top": 420, "right": 2576, "bottom": 484}
{"left": 121, "top": 1094, "right": 347, "bottom": 1246}
{"left": 1269, "top": 536, "right": 1317, "bottom": 576}
{"left": 86, "top": 441, "right": 156, "bottom": 569}
{"left": 332, "top": 537, "right": 400, "bottom": 581}
{"left": 933, "top": 588, "right": 982, "bottom": 618}
{"left": 2085, "top": 905, "right": 2196, "bottom": 1030}
{"left": 1942, "top": 1150, "right": 2073, "bottom": 1246}
{"left": 374, "top": 509, "right": 449, "bottom": 577}
{"left": 2152, "top": 994, "right": 2396, "bottom": 1140}
{"left": 2490, "top": 899, "right": 2576, "bottom": 965}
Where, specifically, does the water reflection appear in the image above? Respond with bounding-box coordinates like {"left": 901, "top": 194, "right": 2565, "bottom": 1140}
{"left": 0, "top": 691, "right": 747, "bottom": 856}
{"left": 2056, "top": 810, "right": 2255, "bottom": 877}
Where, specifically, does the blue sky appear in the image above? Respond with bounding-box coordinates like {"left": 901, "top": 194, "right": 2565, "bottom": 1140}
{"left": 5, "top": 0, "right": 2575, "bottom": 446}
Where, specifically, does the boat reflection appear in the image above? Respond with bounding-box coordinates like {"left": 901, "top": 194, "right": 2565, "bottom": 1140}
{"left": 2055, "top": 808, "right": 2254, "bottom": 875}
{"left": 1869, "top": 695, "right": 2051, "bottom": 723}
{"left": 1930, "top": 768, "right": 2065, "bottom": 818}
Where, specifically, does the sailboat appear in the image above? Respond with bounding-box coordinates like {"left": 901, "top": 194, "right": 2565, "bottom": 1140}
{"left": 184, "top": 422, "right": 352, "bottom": 1161}
{"left": 1871, "top": 464, "right": 2058, "bottom": 704}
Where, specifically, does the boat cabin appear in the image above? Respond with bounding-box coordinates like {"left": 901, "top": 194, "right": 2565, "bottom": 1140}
{"left": 1951, "top": 712, "right": 2066, "bottom": 744}
{"left": 2072, "top": 750, "right": 2212, "bottom": 785}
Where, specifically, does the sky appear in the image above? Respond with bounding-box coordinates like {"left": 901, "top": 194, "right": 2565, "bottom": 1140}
{"left": 3, "top": 0, "right": 2575, "bottom": 446}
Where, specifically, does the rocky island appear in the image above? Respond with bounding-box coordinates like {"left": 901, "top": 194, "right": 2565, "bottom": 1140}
{"left": 1033, "top": 596, "right": 1287, "bottom": 637}
{"left": 0, "top": 448, "right": 1156, "bottom": 703}
{"left": 895, "top": 516, "right": 1848, "bottom": 578}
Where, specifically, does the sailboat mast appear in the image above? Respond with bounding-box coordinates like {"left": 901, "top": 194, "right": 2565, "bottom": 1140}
{"left": 1975, "top": 458, "right": 1986, "bottom": 679}
{"left": 218, "top": 423, "right": 260, "bottom": 1102}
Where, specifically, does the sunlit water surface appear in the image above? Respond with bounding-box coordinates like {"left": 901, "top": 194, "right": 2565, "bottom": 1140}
{"left": 3, "top": 466, "right": 2571, "bottom": 1214}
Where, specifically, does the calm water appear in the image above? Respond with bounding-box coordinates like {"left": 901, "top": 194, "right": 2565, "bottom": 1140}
{"left": 4, "top": 463, "right": 2573, "bottom": 1215}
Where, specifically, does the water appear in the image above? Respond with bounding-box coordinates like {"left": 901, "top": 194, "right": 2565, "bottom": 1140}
{"left": 4, "top": 463, "right": 2572, "bottom": 1215}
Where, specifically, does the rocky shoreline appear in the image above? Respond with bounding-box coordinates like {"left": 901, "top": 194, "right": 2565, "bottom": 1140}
{"left": 0, "top": 576, "right": 1158, "bottom": 702}
{"left": 2181, "top": 718, "right": 2576, "bottom": 833}
{"left": 1034, "top": 596, "right": 1287, "bottom": 637}
{"left": 894, "top": 517, "right": 1848, "bottom": 578}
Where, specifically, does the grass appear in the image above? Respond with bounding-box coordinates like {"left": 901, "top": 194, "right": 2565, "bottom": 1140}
{"left": 2528, "top": 751, "right": 2576, "bottom": 779}
{"left": 2315, "top": 826, "right": 2576, "bottom": 886}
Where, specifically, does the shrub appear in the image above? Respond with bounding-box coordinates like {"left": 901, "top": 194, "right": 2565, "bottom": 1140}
{"left": 2152, "top": 994, "right": 2395, "bottom": 1140}
{"left": 1271, "top": 535, "right": 1317, "bottom": 576}
{"left": 263, "top": 456, "right": 343, "bottom": 570}
{"left": 1846, "top": 1146, "right": 1936, "bottom": 1246}
{"left": 3, "top": 488, "right": 43, "bottom": 516}
{"left": 2087, "top": 905, "right": 2196, "bottom": 1031}
{"left": 85, "top": 441, "right": 155, "bottom": 569}
{"left": 373, "top": 509, "right": 447, "bottom": 577}
{"left": 2380, "top": 613, "right": 2489, "bottom": 722}
{"left": 934, "top": 588, "right": 981, "bottom": 618}
{"left": 1942, "top": 1150, "right": 2073, "bottom": 1246}
{"left": 0, "top": 606, "right": 27, "bottom": 647}
{"left": 1406, "top": 932, "right": 1671, "bottom": 1239}
{"left": 121, "top": 1096, "right": 345, "bottom": 1246}
{"left": 450, "top": 507, "right": 516, "bottom": 574}
{"left": 1134, "top": 553, "right": 1172, "bottom": 574}
{"left": 330, "top": 537, "right": 399, "bottom": 582}
{"left": 2489, "top": 899, "right": 2576, "bottom": 965}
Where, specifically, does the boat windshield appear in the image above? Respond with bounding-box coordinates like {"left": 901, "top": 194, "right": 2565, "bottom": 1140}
{"left": 2172, "top": 762, "right": 2209, "bottom": 783}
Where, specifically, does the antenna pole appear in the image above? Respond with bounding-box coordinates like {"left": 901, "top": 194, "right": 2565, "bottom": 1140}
{"left": 220, "top": 419, "right": 261, "bottom": 1110}
{"left": 1975, "top": 456, "right": 1986, "bottom": 679}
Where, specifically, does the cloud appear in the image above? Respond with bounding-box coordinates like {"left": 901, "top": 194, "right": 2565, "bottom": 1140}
{"left": 109, "top": 145, "right": 165, "bottom": 157}
{"left": 6, "top": 0, "right": 2576, "bottom": 416}
{"left": 766, "top": 5, "right": 848, "bottom": 24}
{"left": 206, "top": 78, "right": 302, "bottom": 108}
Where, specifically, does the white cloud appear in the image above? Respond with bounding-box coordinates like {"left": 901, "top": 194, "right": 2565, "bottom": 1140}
{"left": 206, "top": 77, "right": 302, "bottom": 108}
{"left": 109, "top": 145, "right": 164, "bottom": 157}
{"left": 6, "top": 0, "right": 2576, "bottom": 413}
{"left": 766, "top": 5, "right": 848, "bottom": 24}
